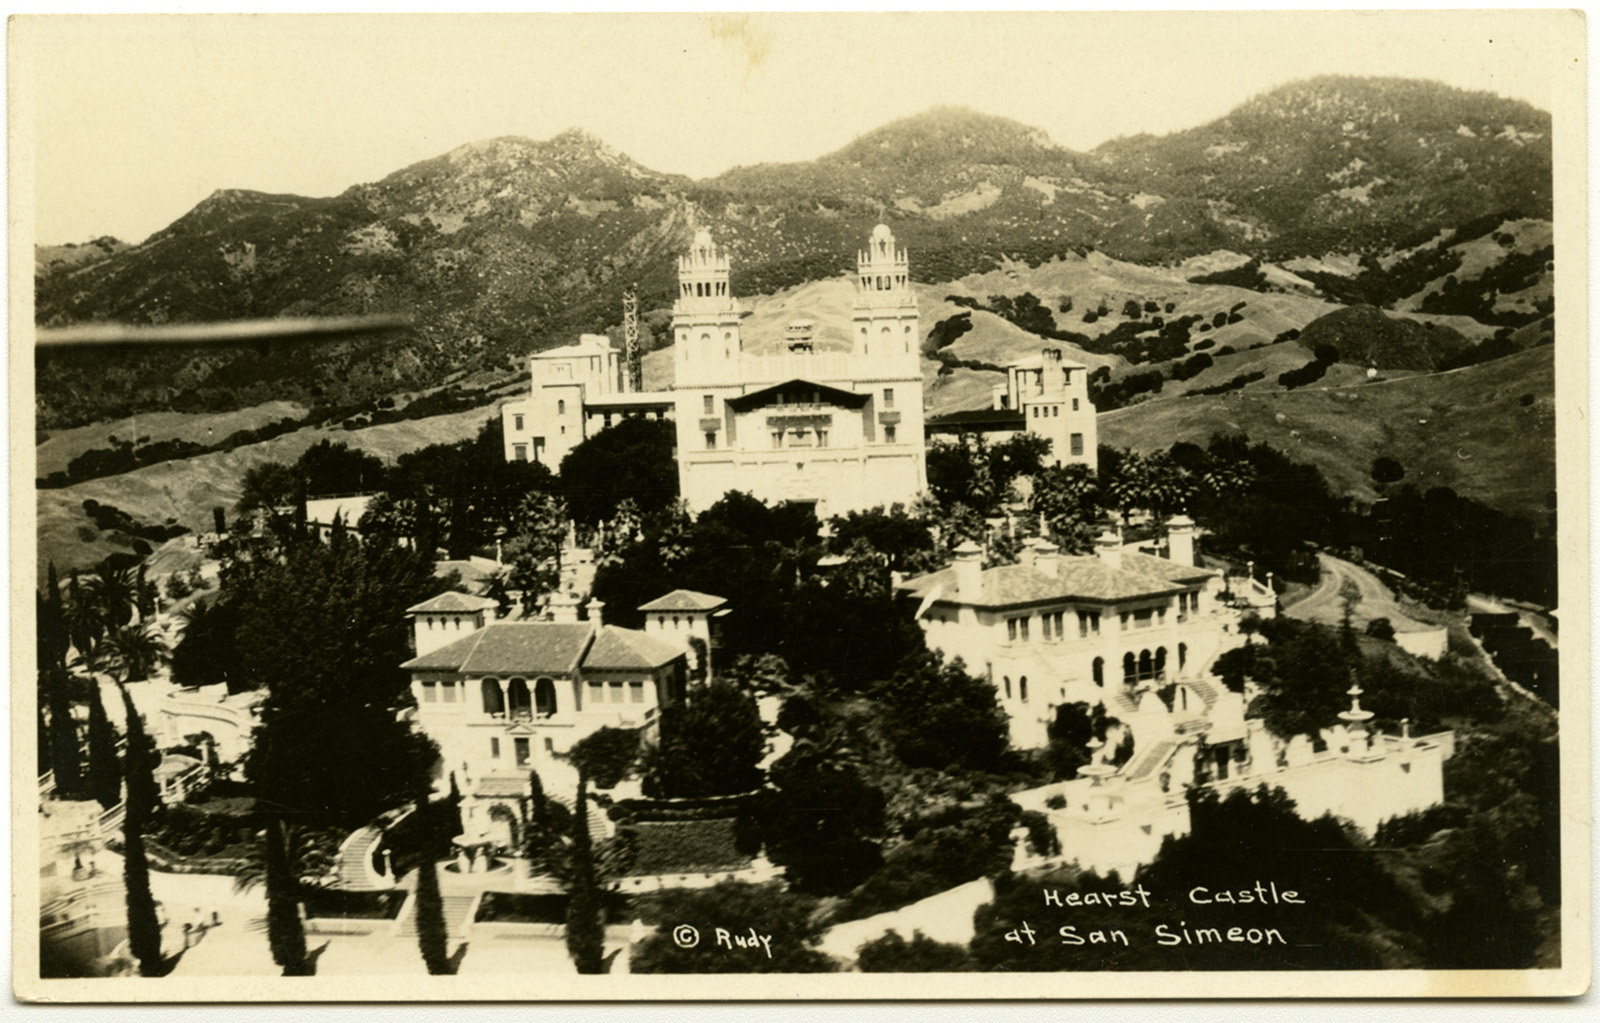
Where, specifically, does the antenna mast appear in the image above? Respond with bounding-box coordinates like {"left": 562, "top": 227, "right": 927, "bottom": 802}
{"left": 623, "top": 284, "right": 641, "bottom": 393}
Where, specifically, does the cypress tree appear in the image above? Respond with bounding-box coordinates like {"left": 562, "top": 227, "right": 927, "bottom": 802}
{"left": 87, "top": 683, "right": 121, "bottom": 810}
{"left": 46, "top": 664, "right": 84, "bottom": 798}
{"left": 564, "top": 776, "right": 606, "bottom": 974}
{"left": 263, "top": 816, "right": 310, "bottom": 975}
{"left": 412, "top": 794, "right": 453, "bottom": 975}
{"left": 117, "top": 683, "right": 163, "bottom": 976}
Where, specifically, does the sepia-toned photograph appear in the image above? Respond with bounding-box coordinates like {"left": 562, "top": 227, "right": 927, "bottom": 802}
{"left": 10, "top": 10, "right": 1589, "bottom": 1001}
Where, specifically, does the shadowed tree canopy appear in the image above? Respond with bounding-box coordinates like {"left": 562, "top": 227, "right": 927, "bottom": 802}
{"left": 232, "top": 533, "right": 445, "bottom": 823}
{"left": 642, "top": 682, "right": 765, "bottom": 798}
{"left": 559, "top": 416, "right": 679, "bottom": 525}
{"left": 874, "top": 652, "right": 1011, "bottom": 773}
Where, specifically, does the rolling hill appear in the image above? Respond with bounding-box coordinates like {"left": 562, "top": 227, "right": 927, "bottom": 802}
{"left": 1097, "top": 345, "right": 1555, "bottom": 521}
{"left": 35, "top": 77, "right": 1553, "bottom": 431}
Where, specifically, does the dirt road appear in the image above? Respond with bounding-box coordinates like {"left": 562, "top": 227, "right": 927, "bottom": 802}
{"left": 1285, "top": 552, "right": 1433, "bottom": 634}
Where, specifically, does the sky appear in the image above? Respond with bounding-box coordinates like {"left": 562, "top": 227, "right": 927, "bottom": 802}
{"left": 15, "top": 10, "right": 1579, "bottom": 245}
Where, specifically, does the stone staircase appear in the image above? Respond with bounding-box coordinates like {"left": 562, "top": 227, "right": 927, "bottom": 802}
{"left": 1123, "top": 740, "right": 1178, "bottom": 784}
{"left": 397, "top": 891, "right": 480, "bottom": 938}
{"left": 333, "top": 824, "right": 389, "bottom": 890}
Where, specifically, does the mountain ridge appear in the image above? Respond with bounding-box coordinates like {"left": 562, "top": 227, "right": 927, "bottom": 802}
{"left": 35, "top": 76, "right": 1553, "bottom": 431}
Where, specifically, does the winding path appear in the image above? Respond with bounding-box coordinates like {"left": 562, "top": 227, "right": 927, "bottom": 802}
{"left": 1285, "top": 552, "right": 1433, "bottom": 634}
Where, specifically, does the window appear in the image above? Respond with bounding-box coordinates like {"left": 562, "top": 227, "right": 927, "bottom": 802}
{"left": 1020, "top": 677, "right": 1029, "bottom": 702}
{"left": 442, "top": 681, "right": 457, "bottom": 703}
{"left": 1004, "top": 676, "right": 1012, "bottom": 699}
{"left": 817, "top": 429, "right": 829, "bottom": 448}
{"left": 1052, "top": 611, "right": 1065, "bottom": 639}
{"left": 490, "top": 737, "right": 501, "bottom": 759}
{"left": 703, "top": 395, "right": 715, "bottom": 415}
{"left": 772, "top": 430, "right": 784, "bottom": 449}
{"left": 884, "top": 424, "right": 896, "bottom": 444}
{"left": 883, "top": 388, "right": 895, "bottom": 409}
{"left": 1093, "top": 657, "right": 1105, "bottom": 687}
{"left": 514, "top": 738, "right": 530, "bottom": 766}
{"left": 705, "top": 432, "right": 716, "bottom": 450}
{"left": 558, "top": 399, "right": 566, "bottom": 415}
{"left": 421, "top": 682, "right": 437, "bottom": 703}
{"left": 1133, "top": 609, "right": 1154, "bottom": 629}
{"left": 1177, "top": 593, "right": 1189, "bottom": 622}
{"left": 1072, "top": 399, "right": 1080, "bottom": 411}
{"left": 1007, "top": 616, "right": 1029, "bottom": 642}
{"left": 587, "top": 681, "right": 604, "bottom": 707}
{"left": 1078, "top": 610, "right": 1100, "bottom": 637}
{"left": 1052, "top": 406, "right": 1060, "bottom": 417}
{"left": 1040, "top": 614, "right": 1052, "bottom": 641}
{"left": 603, "top": 413, "right": 612, "bottom": 429}
{"left": 514, "top": 414, "right": 524, "bottom": 432}
{"left": 630, "top": 682, "right": 645, "bottom": 703}
{"left": 610, "top": 682, "right": 625, "bottom": 703}
{"left": 1070, "top": 433, "right": 1084, "bottom": 456}
{"left": 513, "top": 444, "right": 528, "bottom": 462}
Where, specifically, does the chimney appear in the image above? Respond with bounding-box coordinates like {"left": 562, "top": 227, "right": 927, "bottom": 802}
{"left": 1095, "top": 529, "right": 1122, "bottom": 571}
{"left": 550, "top": 592, "right": 581, "bottom": 623}
{"left": 1017, "top": 539, "right": 1037, "bottom": 570}
{"left": 1166, "top": 514, "right": 1197, "bottom": 567}
{"left": 586, "top": 598, "right": 605, "bottom": 626}
{"left": 952, "top": 540, "right": 984, "bottom": 598}
{"left": 1033, "top": 538, "right": 1060, "bottom": 578}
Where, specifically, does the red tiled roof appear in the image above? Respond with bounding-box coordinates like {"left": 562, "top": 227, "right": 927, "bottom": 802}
{"left": 406, "top": 591, "right": 499, "bottom": 615}
{"left": 401, "top": 623, "right": 594, "bottom": 674}
{"left": 637, "top": 589, "right": 727, "bottom": 613}
{"left": 1120, "top": 551, "right": 1216, "bottom": 585}
{"left": 587, "top": 626, "right": 684, "bottom": 670}
{"left": 402, "top": 621, "right": 682, "bottom": 674}
{"left": 899, "top": 554, "right": 1200, "bottom": 609}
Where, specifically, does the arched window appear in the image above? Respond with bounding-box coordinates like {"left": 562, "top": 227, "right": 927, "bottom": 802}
{"left": 1138, "top": 650, "right": 1153, "bottom": 681}
{"left": 1154, "top": 647, "right": 1168, "bottom": 681}
{"left": 557, "top": 400, "right": 565, "bottom": 415}
{"left": 1003, "top": 676, "right": 1012, "bottom": 699}
{"left": 1093, "top": 657, "right": 1105, "bottom": 688}
{"left": 1178, "top": 643, "right": 1187, "bottom": 670}
{"left": 1019, "top": 676, "right": 1029, "bottom": 702}
{"left": 534, "top": 678, "right": 557, "bottom": 717}
{"left": 507, "top": 678, "right": 532, "bottom": 720}
{"left": 481, "top": 679, "right": 505, "bottom": 718}
{"left": 1123, "top": 653, "right": 1136, "bottom": 685}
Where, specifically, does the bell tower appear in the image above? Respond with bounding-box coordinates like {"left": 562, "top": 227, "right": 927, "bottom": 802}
{"left": 851, "top": 223, "right": 919, "bottom": 359}
{"left": 672, "top": 229, "right": 744, "bottom": 370}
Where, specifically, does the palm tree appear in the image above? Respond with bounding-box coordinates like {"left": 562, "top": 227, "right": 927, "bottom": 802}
{"left": 89, "top": 560, "right": 138, "bottom": 630}
{"left": 103, "top": 622, "right": 167, "bottom": 684}
{"left": 64, "top": 573, "right": 106, "bottom": 668}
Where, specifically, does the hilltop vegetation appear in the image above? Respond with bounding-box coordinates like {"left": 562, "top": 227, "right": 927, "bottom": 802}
{"left": 35, "top": 76, "right": 1553, "bottom": 430}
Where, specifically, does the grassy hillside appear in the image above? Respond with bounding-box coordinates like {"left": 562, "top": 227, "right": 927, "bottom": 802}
{"left": 36, "top": 403, "right": 503, "bottom": 582}
{"left": 1098, "top": 345, "right": 1555, "bottom": 520}
{"left": 35, "top": 400, "right": 307, "bottom": 478}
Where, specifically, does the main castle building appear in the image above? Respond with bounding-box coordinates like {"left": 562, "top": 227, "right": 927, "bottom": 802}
{"left": 502, "top": 224, "right": 928, "bottom": 516}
